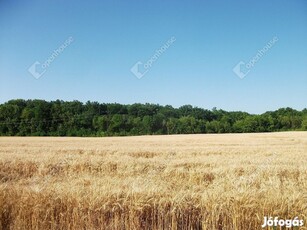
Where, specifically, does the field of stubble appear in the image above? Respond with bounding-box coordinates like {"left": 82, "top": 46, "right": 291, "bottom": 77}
{"left": 0, "top": 132, "right": 306, "bottom": 230}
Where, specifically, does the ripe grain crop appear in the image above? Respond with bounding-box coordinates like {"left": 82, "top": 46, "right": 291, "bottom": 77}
{"left": 0, "top": 132, "right": 306, "bottom": 229}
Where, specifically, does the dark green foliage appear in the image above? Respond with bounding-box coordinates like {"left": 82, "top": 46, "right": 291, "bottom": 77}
{"left": 0, "top": 99, "right": 305, "bottom": 136}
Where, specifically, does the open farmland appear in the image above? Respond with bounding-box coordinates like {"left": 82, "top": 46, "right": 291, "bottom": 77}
{"left": 0, "top": 132, "right": 306, "bottom": 229}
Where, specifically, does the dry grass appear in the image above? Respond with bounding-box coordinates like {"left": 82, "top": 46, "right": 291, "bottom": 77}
{"left": 0, "top": 132, "right": 306, "bottom": 229}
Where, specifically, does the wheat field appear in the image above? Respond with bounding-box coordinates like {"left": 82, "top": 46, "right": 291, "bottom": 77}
{"left": 0, "top": 132, "right": 306, "bottom": 229}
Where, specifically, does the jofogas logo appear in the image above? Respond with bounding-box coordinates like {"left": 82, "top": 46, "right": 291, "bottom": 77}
{"left": 261, "top": 216, "right": 304, "bottom": 228}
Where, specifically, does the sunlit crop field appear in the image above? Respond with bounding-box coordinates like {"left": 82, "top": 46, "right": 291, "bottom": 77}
{"left": 0, "top": 132, "right": 306, "bottom": 229}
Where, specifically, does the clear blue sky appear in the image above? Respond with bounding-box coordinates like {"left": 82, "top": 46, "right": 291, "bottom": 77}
{"left": 0, "top": 0, "right": 306, "bottom": 114}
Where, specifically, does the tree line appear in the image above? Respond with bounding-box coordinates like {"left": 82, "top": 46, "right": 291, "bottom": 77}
{"left": 0, "top": 99, "right": 306, "bottom": 136}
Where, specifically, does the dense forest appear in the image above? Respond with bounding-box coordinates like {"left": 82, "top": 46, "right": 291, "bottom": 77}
{"left": 0, "top": 99, "right": 306, "bottom": 136}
